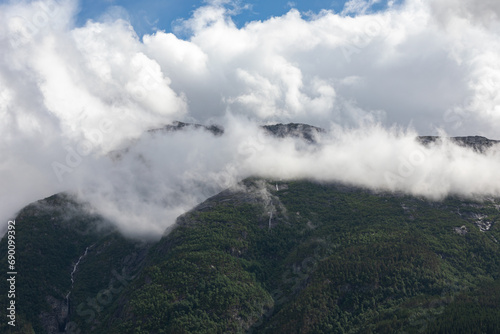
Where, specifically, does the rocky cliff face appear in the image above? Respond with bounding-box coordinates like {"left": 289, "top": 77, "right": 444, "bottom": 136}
{"left": 39, "top": 296, "right": 68, "bottom": 334}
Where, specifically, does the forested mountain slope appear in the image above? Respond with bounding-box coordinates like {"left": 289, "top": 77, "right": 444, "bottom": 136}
{"left": 102, "top": 179, "right": 500, "bottom": 333}
{"left": 4, "top": 178, "right": 499, "bottom": 333}
{"left": 0, "top": 194, "right": 152, "bottom": 334}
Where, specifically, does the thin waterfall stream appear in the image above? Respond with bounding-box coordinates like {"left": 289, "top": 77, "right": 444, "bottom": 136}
{"left": 65, "top": 246, "right": 91, "bottom": 301}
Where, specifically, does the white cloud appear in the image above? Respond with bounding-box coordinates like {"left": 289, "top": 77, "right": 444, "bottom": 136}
{"left": 342, "top": 0, "right": 382, "bottom": 15}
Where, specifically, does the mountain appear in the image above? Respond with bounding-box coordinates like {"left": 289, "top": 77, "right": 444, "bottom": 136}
{"left": 2, "top": 124, "right": 500, "bottom": 333}
{"left": 262, "top": 123, "right": 325, "bottom": 143}
{"left": 111, "top": 121, "right": 500, "bottom": 163}
{"left": 417, "top": 136, "right": 500, "bottom": 153}
{"left": 0, "top": 194, "right": 152, "bottom": 334}
{"left": 148, "top": 121, "right": 225, "bottom": 137}
{"left": 2, "top": 180, "right": 500, "bottom": 333}
{"left": 154, "top": 121, "right": 500, "bottom": 153}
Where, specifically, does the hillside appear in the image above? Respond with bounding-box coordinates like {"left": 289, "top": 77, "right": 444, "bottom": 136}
{"left": 0, "top": 194, "right": 152, "bottom": 334}
{"left": 2, "top": 178, "right": 500, "bottom": 333}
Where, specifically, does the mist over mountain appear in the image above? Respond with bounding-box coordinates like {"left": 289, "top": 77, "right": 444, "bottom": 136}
{"left": 2, "top": 118, "right": 500, "bottom": 239}
{"left": 2, "top": 0, "right": 500, "bottom": 332}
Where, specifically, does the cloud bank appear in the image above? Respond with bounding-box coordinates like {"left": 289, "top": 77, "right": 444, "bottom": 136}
{"left": 1, "top": 0, "right": 500, "bottom": 238}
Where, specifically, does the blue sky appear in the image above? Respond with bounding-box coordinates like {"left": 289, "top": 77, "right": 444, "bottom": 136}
{"left": 75, "top": 0, "right": 386, "bottom": 37}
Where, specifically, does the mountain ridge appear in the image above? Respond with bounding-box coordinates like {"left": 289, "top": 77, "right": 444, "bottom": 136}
{"left": 152, "top": 121, "right": 500, "bottom": 151}
{"left": 2, "top": 122, "right": 500, "bottom": 333}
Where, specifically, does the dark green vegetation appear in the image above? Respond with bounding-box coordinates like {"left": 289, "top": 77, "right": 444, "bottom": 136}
{"left": 0, "top": 194, "right": 151, "bottom": 334}
{"left": 2, "top": 180, "right": 500, "bottom": 333}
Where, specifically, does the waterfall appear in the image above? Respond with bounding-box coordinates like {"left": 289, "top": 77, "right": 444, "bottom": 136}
{"left": 65, "top": 246, "right": 91, "bottom": 300}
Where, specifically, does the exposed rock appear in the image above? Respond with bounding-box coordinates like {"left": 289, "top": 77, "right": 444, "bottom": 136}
{"left": 454, "top": 225, "right": 468, "bottom": 235}
{"left": 174, "top": 179, "right": 287, "bottom": 232}
{"left": 39, "top": 296, "right": 68, "bottom": 334}
{"left": 462, "top": 212, "right": 494, "bottom": 232}
{"left": 475, "top": 218, "right": 493, "bottom": 232}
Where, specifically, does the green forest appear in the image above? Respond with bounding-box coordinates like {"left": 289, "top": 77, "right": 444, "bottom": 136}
{"left": 1, "top": 179, "right": 500, "bottom": 333}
